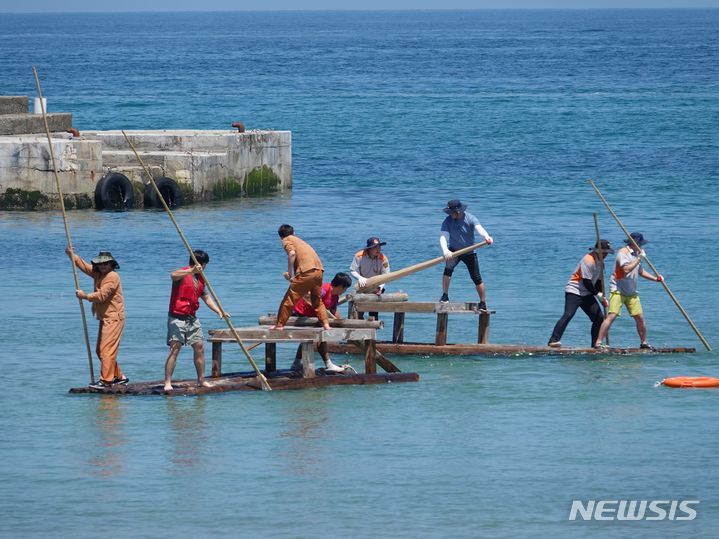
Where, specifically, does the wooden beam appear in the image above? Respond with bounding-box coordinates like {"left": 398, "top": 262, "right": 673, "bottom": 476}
{"left": 392, "top": 312, "right": 405, "bottom": 343}
{"left": 258, "top": 315, "right": 382, "bottom": 329}
{"left": 265, "top": 343, "right": 277, "bottom": 373}
{"left": 364, "top": 340, "right": 377, "bottom": 374}
{"left": 349, "top": 340, "right": 400, "bottom": 373}
{"left": 375, "top": 349, "right": 400, "bottom": 373}
{"left": 478, "top": 312, "right": 490, "bottom": 344}
{"left": 435, "top": 313, "right": 449, "bottom": 346}
{"left": 357, "top": 241, "right": 488, "bottom": 292}
{"left": 351, "top": 301, "right": 496, "bottom": 314}
{"left": 349, "top": 291, "right": 409, "bottom": 303}
{"left": 326, "top": 341, "right": 697, "bottom": 357}
{"left": 300, "top": 342, "right": 315, "bottom": 378}
{"left": 211, "top": 341, "right": 223, "bottom": 377}
{"left": 69, "top": 371, "right": 421, "bottom": 395}
{"left": 209, "top": 326, "right": 376, "bottom": 344}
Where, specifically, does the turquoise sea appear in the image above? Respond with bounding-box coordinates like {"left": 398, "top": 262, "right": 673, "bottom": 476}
{"left": 1, "top": 9, "right": 718, "bottom": 538}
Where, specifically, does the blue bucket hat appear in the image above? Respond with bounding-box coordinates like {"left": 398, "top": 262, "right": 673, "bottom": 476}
{"left": 443, "top": 199, "right": 467, "bottom": 214}
{"left": 624, "top": 232, "right": 648, "bottom": 247}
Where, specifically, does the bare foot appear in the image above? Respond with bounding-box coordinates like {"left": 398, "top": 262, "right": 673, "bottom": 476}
{"left": 199, "top": 380, "right": 212, "bottom": 388}
{"left": 163, "top": 383, "right": 173, "bottom": 391}
{"left": 323, "top": 324, "right": 331, "bottom": 331}
{"left": 271, "top": 325, "right": 284, "bottom": 330}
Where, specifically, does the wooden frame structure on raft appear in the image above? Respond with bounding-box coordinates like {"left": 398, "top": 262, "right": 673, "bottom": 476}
{"left": 69, "top": 322, "right": 419, "bottom": 396}
{"left": 322, "top": 299, "right": 695, "bottom": 357}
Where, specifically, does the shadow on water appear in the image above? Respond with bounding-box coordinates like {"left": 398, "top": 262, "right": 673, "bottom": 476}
{"left": 275, "top": 392, "right": 333, "bottom": 479}
{"left": 89, "top": 395, "right": 126, "bottom": 477}
{"left": 165, "top": 397, "right": 209, "bottom": 470}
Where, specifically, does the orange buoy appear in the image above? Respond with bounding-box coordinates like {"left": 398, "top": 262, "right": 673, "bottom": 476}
{"left": 662, "top": 376, "right": 719, "bottom": 388}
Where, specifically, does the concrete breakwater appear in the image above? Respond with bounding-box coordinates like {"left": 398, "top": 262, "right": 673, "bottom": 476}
{"left": 0, "top": 96, "right": 292, "bottom": 210}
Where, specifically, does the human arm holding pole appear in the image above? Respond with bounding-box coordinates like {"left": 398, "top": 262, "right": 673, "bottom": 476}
{"left": 587, "top": 178, "right": 710, "bottom": 351}
{"left": 358, "top": 240, "right": 488, "bottom": 292}
{"left": 123, "top": 130, "right": 271, "bottom": 389}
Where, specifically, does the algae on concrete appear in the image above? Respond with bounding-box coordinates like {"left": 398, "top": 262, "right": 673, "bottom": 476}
{"left": 63, "top": 193, "right": 93, "bottom": 210}
{"left": 0, "top": 188, "right": 50, "bottom": 210}
{"left": 244, "top": 166, "right": 281, "bottom": 196}
{"left": 178, "top": 182, "right": 194, "bottom": 204}
{"left": 212, "top": 177, "right": 243, "bottom": 199}
{"left": 131, "top": 181, "right": 145, "bottom": 209}
{"left": 0, "top": 188, "right": 96, "bottom": 210}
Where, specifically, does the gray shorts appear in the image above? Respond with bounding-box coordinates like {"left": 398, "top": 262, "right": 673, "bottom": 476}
{"left": 167, "top": 314, "right": 204, "bottom": 346}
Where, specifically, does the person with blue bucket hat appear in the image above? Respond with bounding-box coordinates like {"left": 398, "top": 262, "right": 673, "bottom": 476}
{"left": 594, "top": 232, "right": 664, "bottom": 350}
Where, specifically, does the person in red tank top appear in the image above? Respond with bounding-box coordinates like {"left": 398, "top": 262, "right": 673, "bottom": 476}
{"left": 164, "top": 250, "right": 225, "bottom": 391}
{"left": 291, "top": 272, "right": 352, "bottom": 373}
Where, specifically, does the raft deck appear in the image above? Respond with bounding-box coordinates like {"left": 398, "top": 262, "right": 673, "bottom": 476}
{"left": 70, "top": 323, "right": 419, "bottom": 396}
{"left": 331, "top": 300, "right": 695, "bottom": 356}
{"left": 326, "top": 341, "right": 696, "bottom": 357}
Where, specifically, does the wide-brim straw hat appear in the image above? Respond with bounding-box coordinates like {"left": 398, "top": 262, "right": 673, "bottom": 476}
{"left": 91, "top": 251, "right": 120, "bottom": 269}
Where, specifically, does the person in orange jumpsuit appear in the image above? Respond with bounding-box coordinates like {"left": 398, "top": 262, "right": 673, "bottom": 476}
{"left": 272, "top": 224, "right": 331, "bottom": 331}
{"left": 66, "top": 248, "right": 127, "bottom": 389}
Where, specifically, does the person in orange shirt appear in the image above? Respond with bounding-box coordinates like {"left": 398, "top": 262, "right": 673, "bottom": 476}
{"left": 272, "top": 224, "right": 331, "bottom": 331}
{"left": 66, "top": 248, "right": 127, "bottom": 389}
{"left": 290, "top": 272, "right": 353, "bottom": 374}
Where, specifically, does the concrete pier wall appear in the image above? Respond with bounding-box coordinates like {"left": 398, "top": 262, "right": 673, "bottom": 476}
{"left": 0, "top": 97, "right": 292, "bottom": 210}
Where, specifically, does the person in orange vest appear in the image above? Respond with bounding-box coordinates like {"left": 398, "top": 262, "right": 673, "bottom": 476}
{"left": 547, "top": 239, "right": 613, "bottom": 348}
{"left": 350, "top": 236, "right": 390, "bottom": 320}
{"left": 66, "top": 247, "right": 128, "bottom": 389}
{"left": 164, "top": 250, "right": 225, "bottom": 391}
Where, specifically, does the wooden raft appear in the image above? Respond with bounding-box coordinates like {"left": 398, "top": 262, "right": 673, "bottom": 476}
{"left": 327, "top": 342, "right": 697, "bottom": 357}
{"left": 324, "top": 300, "right": 695, "bottom": 357}
{"left": 69, "top": 323, "right": 419, "bottom": 396}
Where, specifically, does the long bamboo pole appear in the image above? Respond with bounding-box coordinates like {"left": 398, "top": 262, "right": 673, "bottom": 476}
{"left": 33, "top": 67, "right": 96, "bottom": 383}
{"left": 357, "top": 241, "right": 488, "bottom": 292}
{"left": 588, "top": 178, "right": 711, "bottom": 351}
{"left": 122, "top": 131, "right": 271, "bottom": 390}
{"left": 592, "top": 212, "right": 609, "bottom": 346}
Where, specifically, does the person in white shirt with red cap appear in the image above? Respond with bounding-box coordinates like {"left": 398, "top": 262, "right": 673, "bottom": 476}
{"left": 594, "top": 232, "right": 664, "bottom": 350}
{"left": 439, "top": 199, "right": 493, "bottom": 309}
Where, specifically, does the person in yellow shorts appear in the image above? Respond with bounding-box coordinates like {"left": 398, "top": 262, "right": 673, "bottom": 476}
{"left": 594, "top": 232, "right": 664, "bottom": 349}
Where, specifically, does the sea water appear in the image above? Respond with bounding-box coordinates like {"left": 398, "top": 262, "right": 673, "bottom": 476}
{"left": 0, "top": 9, "right": 718, "bottom": 538}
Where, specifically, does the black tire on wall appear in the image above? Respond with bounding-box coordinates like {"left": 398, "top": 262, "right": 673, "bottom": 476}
{"left": 144, "top": 177, "right": 183, "bottom": 210}
{"left": 95, "top": 173, "right": 135, "bottom": 211}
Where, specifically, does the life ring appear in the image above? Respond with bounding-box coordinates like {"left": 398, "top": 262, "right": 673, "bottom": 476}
{"left": 95, "top": 173, "right": 135, "bottom": 211}
{"left": 144, "top": 177, "right": 183, "bottom": 209}
{"left": 662, "top": 376, "right": 719, "bottom": 388}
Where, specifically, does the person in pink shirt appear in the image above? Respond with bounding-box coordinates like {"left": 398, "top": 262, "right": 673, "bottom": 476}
{"left": 291, "top": 272, "right": 352, "bottom": 374}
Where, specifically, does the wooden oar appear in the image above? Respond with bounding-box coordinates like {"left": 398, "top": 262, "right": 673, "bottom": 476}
{"left": 588, "top": 178, "right": 711, "bottom": 351}
{"left": 33, "top": 66, "right": 96, "bottom": 384}
{"left": 593, "top": 212, "right": 609, "bottom": 345}
{"left": 357, "top": 240, "right": 489, "bottom": 292}
{"left": 123, "top": 131, "right": 272, "bottom": 390}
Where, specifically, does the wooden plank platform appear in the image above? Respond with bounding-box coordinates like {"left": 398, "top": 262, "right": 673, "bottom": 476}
{"left": 326, "top": 341, "right": 696, "bottom": 357}
{"left": 351, "top": 301, "right": 493, "bottom": 314}
{"left": 69, "top": 369, "right": 420, "bottom": 396}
